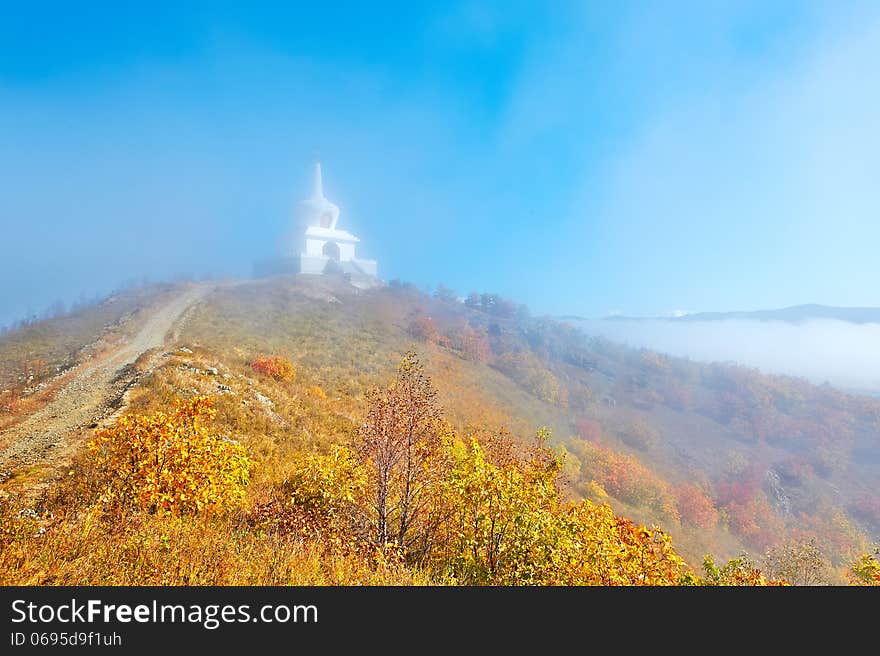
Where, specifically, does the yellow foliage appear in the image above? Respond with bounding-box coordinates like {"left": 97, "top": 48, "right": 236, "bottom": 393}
{"left": 283, "top": 446, "right": 366, "bottom": 539}
{"left": 584, "top": 480, "right": 609, "bottom": 501}
{"left": 306, "top": 385, "right": 327, "bottom": 400}
{"left": 87, "top": 396, "right": 251, "bottom": 516}
{"left": 849, "top": 552, "right": 880, "bottom": 585}
{"left": 428, "top": 433, "right": 690, "bottom": 585}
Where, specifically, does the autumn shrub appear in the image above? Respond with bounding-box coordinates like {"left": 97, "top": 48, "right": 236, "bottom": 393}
{"left": 848, "top": 552, "right": 880, "bottom": 585}
{"left": 283, "top": 446, "right": 366, "bottom": 539}
{"left": 676, "top": 483, "right": 719, "bottom": 529}
{"left": 551, "top": 502, "right": 691, "bottom": 585}
{"left": 306, "top": 385, "right": 327, "bottom": 400}
{"left": 407, "top": 314, "right": 451, "bottom": 349}
{"left": 88, "top": 396, "right": 251, "bottom": 516}
{"left": 428, "top": 433, "right": 690, "bottom": 585}
{"left": 764, "top": 540, "right": 829, "bottom": 586}
{"left": 572, "top": 440, "right": 679, "bottom": 522}
{"left": 452, "top": 324, "right": 491, "bottom": 362}
{"left": 433, "top": 437, "right": 559, "bottom": 584}
{"left": 250, "top": 355, "right": 296, "bottom": 381}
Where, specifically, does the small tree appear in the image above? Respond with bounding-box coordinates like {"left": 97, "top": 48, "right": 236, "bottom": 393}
{"left": 764, "top": 540, "right": 828, "bottom": 586}
{"left": 356, "top": 352, "right": 449, "bottom": 556}
{"left": 848, "top": 550, "right": 880, "bottom": 585}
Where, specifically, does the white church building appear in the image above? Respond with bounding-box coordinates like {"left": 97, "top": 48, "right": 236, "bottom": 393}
{"left": 297, "top": 163, "right": 377, "bottom": 278}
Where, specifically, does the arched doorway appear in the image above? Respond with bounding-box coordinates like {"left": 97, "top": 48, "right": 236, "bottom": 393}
{"left": 322, "top": 241, "right": 340, "bottom": 261}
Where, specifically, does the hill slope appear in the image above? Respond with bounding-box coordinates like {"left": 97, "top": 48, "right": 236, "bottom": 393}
{"left": 2, "top": 274, "right": 878, "bottom": 583}
{"left": 175, "top": 276, "right": 880, "bottom": 569}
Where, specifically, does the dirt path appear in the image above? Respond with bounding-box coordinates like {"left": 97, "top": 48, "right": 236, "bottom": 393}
{"left": 0, "top": 284, "right": 213, "bottom": 484}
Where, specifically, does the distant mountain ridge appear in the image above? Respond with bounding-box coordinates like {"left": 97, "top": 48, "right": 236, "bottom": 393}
{"left": 674, "top": 304, "right": 880, "bottom": 324}
{"left": 562, "top": 304, "right": 880, "bottom": 324}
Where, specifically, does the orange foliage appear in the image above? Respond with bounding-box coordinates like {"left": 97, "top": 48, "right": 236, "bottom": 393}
{"left": 407, "top": 314, "right": 451, "bottom": 348}
{"left": 453, "top": 324, "right": 491, "bottom": 362}
{"left": 572, "top": 440, "right": 679, "bottom": 521}
{"left": 250, "top": 355, "right": 295, "bottom": 381}
{"left": 675, "top": 483, "right": 719, "bottom": 529}
{"left": 717, "top": 485, "right": 783, "bottom": 550}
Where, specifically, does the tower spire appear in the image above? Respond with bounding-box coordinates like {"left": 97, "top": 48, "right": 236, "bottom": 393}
{"left": 313, "top": 161, "right": 324, "bottom": 198}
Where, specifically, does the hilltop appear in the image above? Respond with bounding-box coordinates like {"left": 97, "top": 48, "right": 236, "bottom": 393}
{"left": 1, "top": 274, "right": 878, "bottom": 584}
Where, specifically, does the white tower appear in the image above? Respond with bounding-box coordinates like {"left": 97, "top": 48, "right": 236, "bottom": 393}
{"left": 297, "top": 162, "right": 377, "bottom": 278}
{"left": 299, "top": 162, "right": 340, "bottom": 229}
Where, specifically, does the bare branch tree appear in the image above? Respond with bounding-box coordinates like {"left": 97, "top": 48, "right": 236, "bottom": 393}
{"left": 356, "top": 352, "right": 448, "bottom": 558}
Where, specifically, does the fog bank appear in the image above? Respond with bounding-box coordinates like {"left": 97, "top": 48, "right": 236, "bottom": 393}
{"left": 570, "top": 318, "right": 880, "bottom": 394}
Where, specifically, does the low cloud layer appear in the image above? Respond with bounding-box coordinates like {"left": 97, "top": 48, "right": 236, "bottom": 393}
{"left": 571, "top": 318, "right": 880, "bottom": 394}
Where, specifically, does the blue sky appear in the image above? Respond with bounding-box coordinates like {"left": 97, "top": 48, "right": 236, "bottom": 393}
{"left": 1, "top": 1, "right": 879, "bottom": 327}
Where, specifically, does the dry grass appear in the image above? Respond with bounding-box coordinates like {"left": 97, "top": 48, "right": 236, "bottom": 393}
{"left": 0, "top": 502, "right": 421, "bottom": 585}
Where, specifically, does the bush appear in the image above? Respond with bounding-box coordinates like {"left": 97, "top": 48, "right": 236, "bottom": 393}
{"left": 307, "top": 385, "right": 327, "bottom": 400}
{"left": 572, "top": 440, "right": 679, "bottom": 522}
{"left": 407, "top": 314, "right": 451, "bottom": 347}
{"left": 284, "top": 446, "right": 367, "bottom": 539}
{"left": 452, "top": 324, "right": 490, "bottom": 362}
{"left": 849, "top": 552, "right": 880, "bottom": 585}
{"left": 676, "top": 483, "right": 719, "bottom": 529}
{"left": 250, "top": 355, "right": 296, "bottom": 381}
{"left": 87, "top": 396, "right": 251, "bottom": 516}
{"left": 701, "top": 555, "right": 786, "bottom": 586}
{"left": 430, "top": 434, "right": 690, "bottom": 585}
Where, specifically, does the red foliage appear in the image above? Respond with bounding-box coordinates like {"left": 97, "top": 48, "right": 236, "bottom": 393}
{"left": 249, "top": 355, "right": 295, "bottom": 381}
{"left": 716, "top": 480, "right": 756, "bottom": 508}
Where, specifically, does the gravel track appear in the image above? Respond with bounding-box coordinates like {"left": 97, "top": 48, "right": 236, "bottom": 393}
{"left": 0, "top": 285, "right": 212, "bottom": 477}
